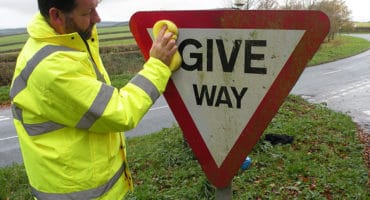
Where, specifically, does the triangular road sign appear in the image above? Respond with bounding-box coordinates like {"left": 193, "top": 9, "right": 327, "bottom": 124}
{"left": 130, "top": 10, "right": 329, "bottom": 188}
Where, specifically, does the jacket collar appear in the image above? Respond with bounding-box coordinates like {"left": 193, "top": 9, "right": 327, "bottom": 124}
{"left": 27, "top": 12, "right": 98, "bottom": 52}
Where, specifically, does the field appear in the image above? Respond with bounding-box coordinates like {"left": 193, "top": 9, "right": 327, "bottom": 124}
{"left": 352, "top": 21, "right": 370, "bottom": 33}
{"left": 0, "top": 24, "right": 136, "bottom": 54}
{"left": 0, "top": 24, "right": 142, "bottom": 89}
{"left": 355, "top": 21, "right": 370, "bottom": 27}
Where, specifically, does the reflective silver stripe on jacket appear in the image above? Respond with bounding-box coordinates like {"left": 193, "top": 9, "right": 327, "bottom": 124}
{"left": 130, "top": 74, "right": 160, "bottom": 103}
{"left": 9, "top": 45, "right": 74, "bottom": 100}
{"left": 76, "top": 74, "right": 161, "bottom": 129}
{"left": 10, "top": 45, "right": 112, "bottom": 135}
{"left": 12, "top": 104, "right": 64, "bottom": 136}
{"left": 31, "top": 161, "right": 126, "bottom": 200}
{"left": 10, "top": 45, "right": 161, "bottom": 136}
{"left": 10, "top": 45, "right": 75, "bottom": 135}
{"left": 76, "top": 84, "right": 114, "bottom": 129}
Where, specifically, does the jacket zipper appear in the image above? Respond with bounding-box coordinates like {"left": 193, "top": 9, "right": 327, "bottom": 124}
{"left": 83, "top": 39, "right": 106, "bottom": 83}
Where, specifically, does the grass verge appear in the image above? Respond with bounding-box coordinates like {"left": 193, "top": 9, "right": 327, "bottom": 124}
{"left": 308, "top": 35, "right": 370, "bottom": 66}
{"left": 0, "top": 86, "right": 10, "bottom": 106}
{"left": 1, "top": 95, "right": 367, "bottom": 199}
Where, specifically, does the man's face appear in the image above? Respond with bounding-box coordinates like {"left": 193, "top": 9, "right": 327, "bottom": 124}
{"left": 63, "top": 0, "right": 101, "bottom": 40}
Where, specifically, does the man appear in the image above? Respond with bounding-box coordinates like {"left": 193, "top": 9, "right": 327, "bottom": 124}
{"left": 10, "top": 0, "right": 178, "bottom": 199}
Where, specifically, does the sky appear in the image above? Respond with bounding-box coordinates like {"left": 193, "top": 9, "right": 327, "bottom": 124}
{"left": 0, "top": 0, "right": 368, "bottom": 29}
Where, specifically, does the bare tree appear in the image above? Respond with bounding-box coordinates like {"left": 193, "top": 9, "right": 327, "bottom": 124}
{"left": 309, "top": 0, "right": 351, "bottom": 40}
{"left": 279, "top": 0, "right": 351, "bottom": 40}
{"left": 224, "top": 0, "right": 280, "bottom": 10}
{"left": 243, "top": 0, "right": 259, "bottom": 9}
{"left": 340, "top": 20, "right": 355, "bottom": 33}
{"left": 256, "top": 0, "right": 279, "bottom": 10}
{"left": 225, "top": 0, "right": 259, "bottom": 9}
{"left": 223, "top": 0, "right": 352, "bottom": 39}
{"left": 281, "top": 0, "right": 309, "bottom": 9}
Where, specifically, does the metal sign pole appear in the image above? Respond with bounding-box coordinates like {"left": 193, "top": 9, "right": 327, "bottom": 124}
{"left": 214, "top": 156, "right": 251, "bottom": 199}
{"left": 215, "top": 181, "right": 232, "bottom": 200}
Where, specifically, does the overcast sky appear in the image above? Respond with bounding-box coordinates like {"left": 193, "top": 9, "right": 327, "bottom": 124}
{"left": 0, "top": 0, "right": 368, "bottom": 29}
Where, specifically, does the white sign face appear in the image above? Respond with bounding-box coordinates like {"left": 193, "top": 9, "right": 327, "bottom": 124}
{"left": 149, "top": 28, "right": 305, "bottom": 167}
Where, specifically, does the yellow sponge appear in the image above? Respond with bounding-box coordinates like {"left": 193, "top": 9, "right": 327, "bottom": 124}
{"left": 153, "top": 20, "right": 182, "bottom": 72}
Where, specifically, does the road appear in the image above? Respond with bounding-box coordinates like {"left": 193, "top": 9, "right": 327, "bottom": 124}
{"left": 291, "top": 51, "right": 370, "bottom": 131}
{"left": 291, "top": 34, "right": 370, "bottom": 133}
{"left": 1, "top": 34, "right": 369, "bottom": 167}
{"left": 0, "top": 108, "right": 23, "bottom": 167}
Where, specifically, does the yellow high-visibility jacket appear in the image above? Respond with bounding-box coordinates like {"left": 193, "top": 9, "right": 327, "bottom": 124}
{"left": 10, "top": 13, "right": 171, "bottom": 199}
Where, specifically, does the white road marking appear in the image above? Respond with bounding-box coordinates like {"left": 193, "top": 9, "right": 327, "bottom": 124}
{"left": 364, "top": 110, "right": 370, "bottom": 116}
{"left": 323, "top": 69, "right": 343, "bottom": 75}
{"left": 0, "top": 136, "right": 18, "bottom": 141}
{"left": 0, "top": 116, "right": 11, "bottom": 122}
{"left": 315, "top": 80, "right": 370, "bottom": 102}
{"left": 149, "top": 105, "right": 169, "bottom": 111}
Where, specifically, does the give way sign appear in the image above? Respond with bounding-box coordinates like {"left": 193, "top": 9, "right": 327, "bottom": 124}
{"left": 130, "top": 10, "right": 330, "bottom": 188}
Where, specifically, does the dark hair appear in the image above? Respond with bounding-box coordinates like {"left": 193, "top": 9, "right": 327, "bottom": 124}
{"left": 38, "top": 0, "right": 78, "bottom": 18}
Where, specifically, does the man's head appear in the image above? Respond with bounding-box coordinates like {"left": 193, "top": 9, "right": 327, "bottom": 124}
{"left": 38, "top": 0, "right": 101, "bottom": 40}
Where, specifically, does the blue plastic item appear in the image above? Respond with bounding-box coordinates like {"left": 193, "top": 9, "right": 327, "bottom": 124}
{"left": 240, "top": 156, "right": 252, "bottom": 170}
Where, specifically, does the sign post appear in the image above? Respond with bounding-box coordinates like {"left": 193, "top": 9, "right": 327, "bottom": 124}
{"left": 130, "top": 10, "right": 329, "bottom": 196}
{"left": 215, "top": 182, "right": 232, "bottom": 200}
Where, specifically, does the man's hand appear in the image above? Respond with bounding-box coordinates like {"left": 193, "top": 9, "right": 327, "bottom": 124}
{"left": 150, "top": 20, "right": 181, "bottom": 71}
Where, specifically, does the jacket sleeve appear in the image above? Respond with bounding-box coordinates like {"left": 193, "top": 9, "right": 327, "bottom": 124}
{"left": 33, "top": 53, "right": 171, "bottom": 133}
{"left": 91, "top": 57, "right": 172, "bottom": 132}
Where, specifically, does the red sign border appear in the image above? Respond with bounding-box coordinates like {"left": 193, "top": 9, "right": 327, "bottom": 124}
{"left": 130, "top": 10, "right": 330, "bottom": 188}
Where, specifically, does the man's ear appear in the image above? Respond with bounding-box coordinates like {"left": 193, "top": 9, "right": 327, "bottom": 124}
{"left": 48, "top": 8, "right": 65, "bottom": 34}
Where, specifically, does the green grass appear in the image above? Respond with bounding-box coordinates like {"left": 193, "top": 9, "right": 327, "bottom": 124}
{"left": 0, "top": 25, "right": 134, "bottom": 53}
{"left": 0, "top": 44, "right": 23, "bottom": 53}
{"left": 1, "top": 95, "right": 366, "bottom": 199}
{"left": 99, "top": 32, "right": 132, "bottom": 39}
{"left": 125, "top": 96, "right": 368, "bottom": 199}
{"left": 0, "top": 34, "right": 28, "bottom": 45}
{"left": 100, "top": 39, "right": 136, "bottom": 47}
{"left": 0, "top": 86, "right": 10, "bottom": 105}
{"left": 97, "top": 25, "right": 131, "bottom": 34}
{"left": 125, "top": 96, "right": 366, "bottom": 199}
{"left": 110, "top": 74, "right": 135, "bottom": 88}
{"left": 354, "top": 22, "right": 370, "bottom": 28}
{"left": 98, "top": 27, "right": 136, "bottom": 46}
{"left": 308, "top": 35, "right": 370, "bottom": 66}
{"left": 0, "top": 164, "right": 32, "bottom": 200}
